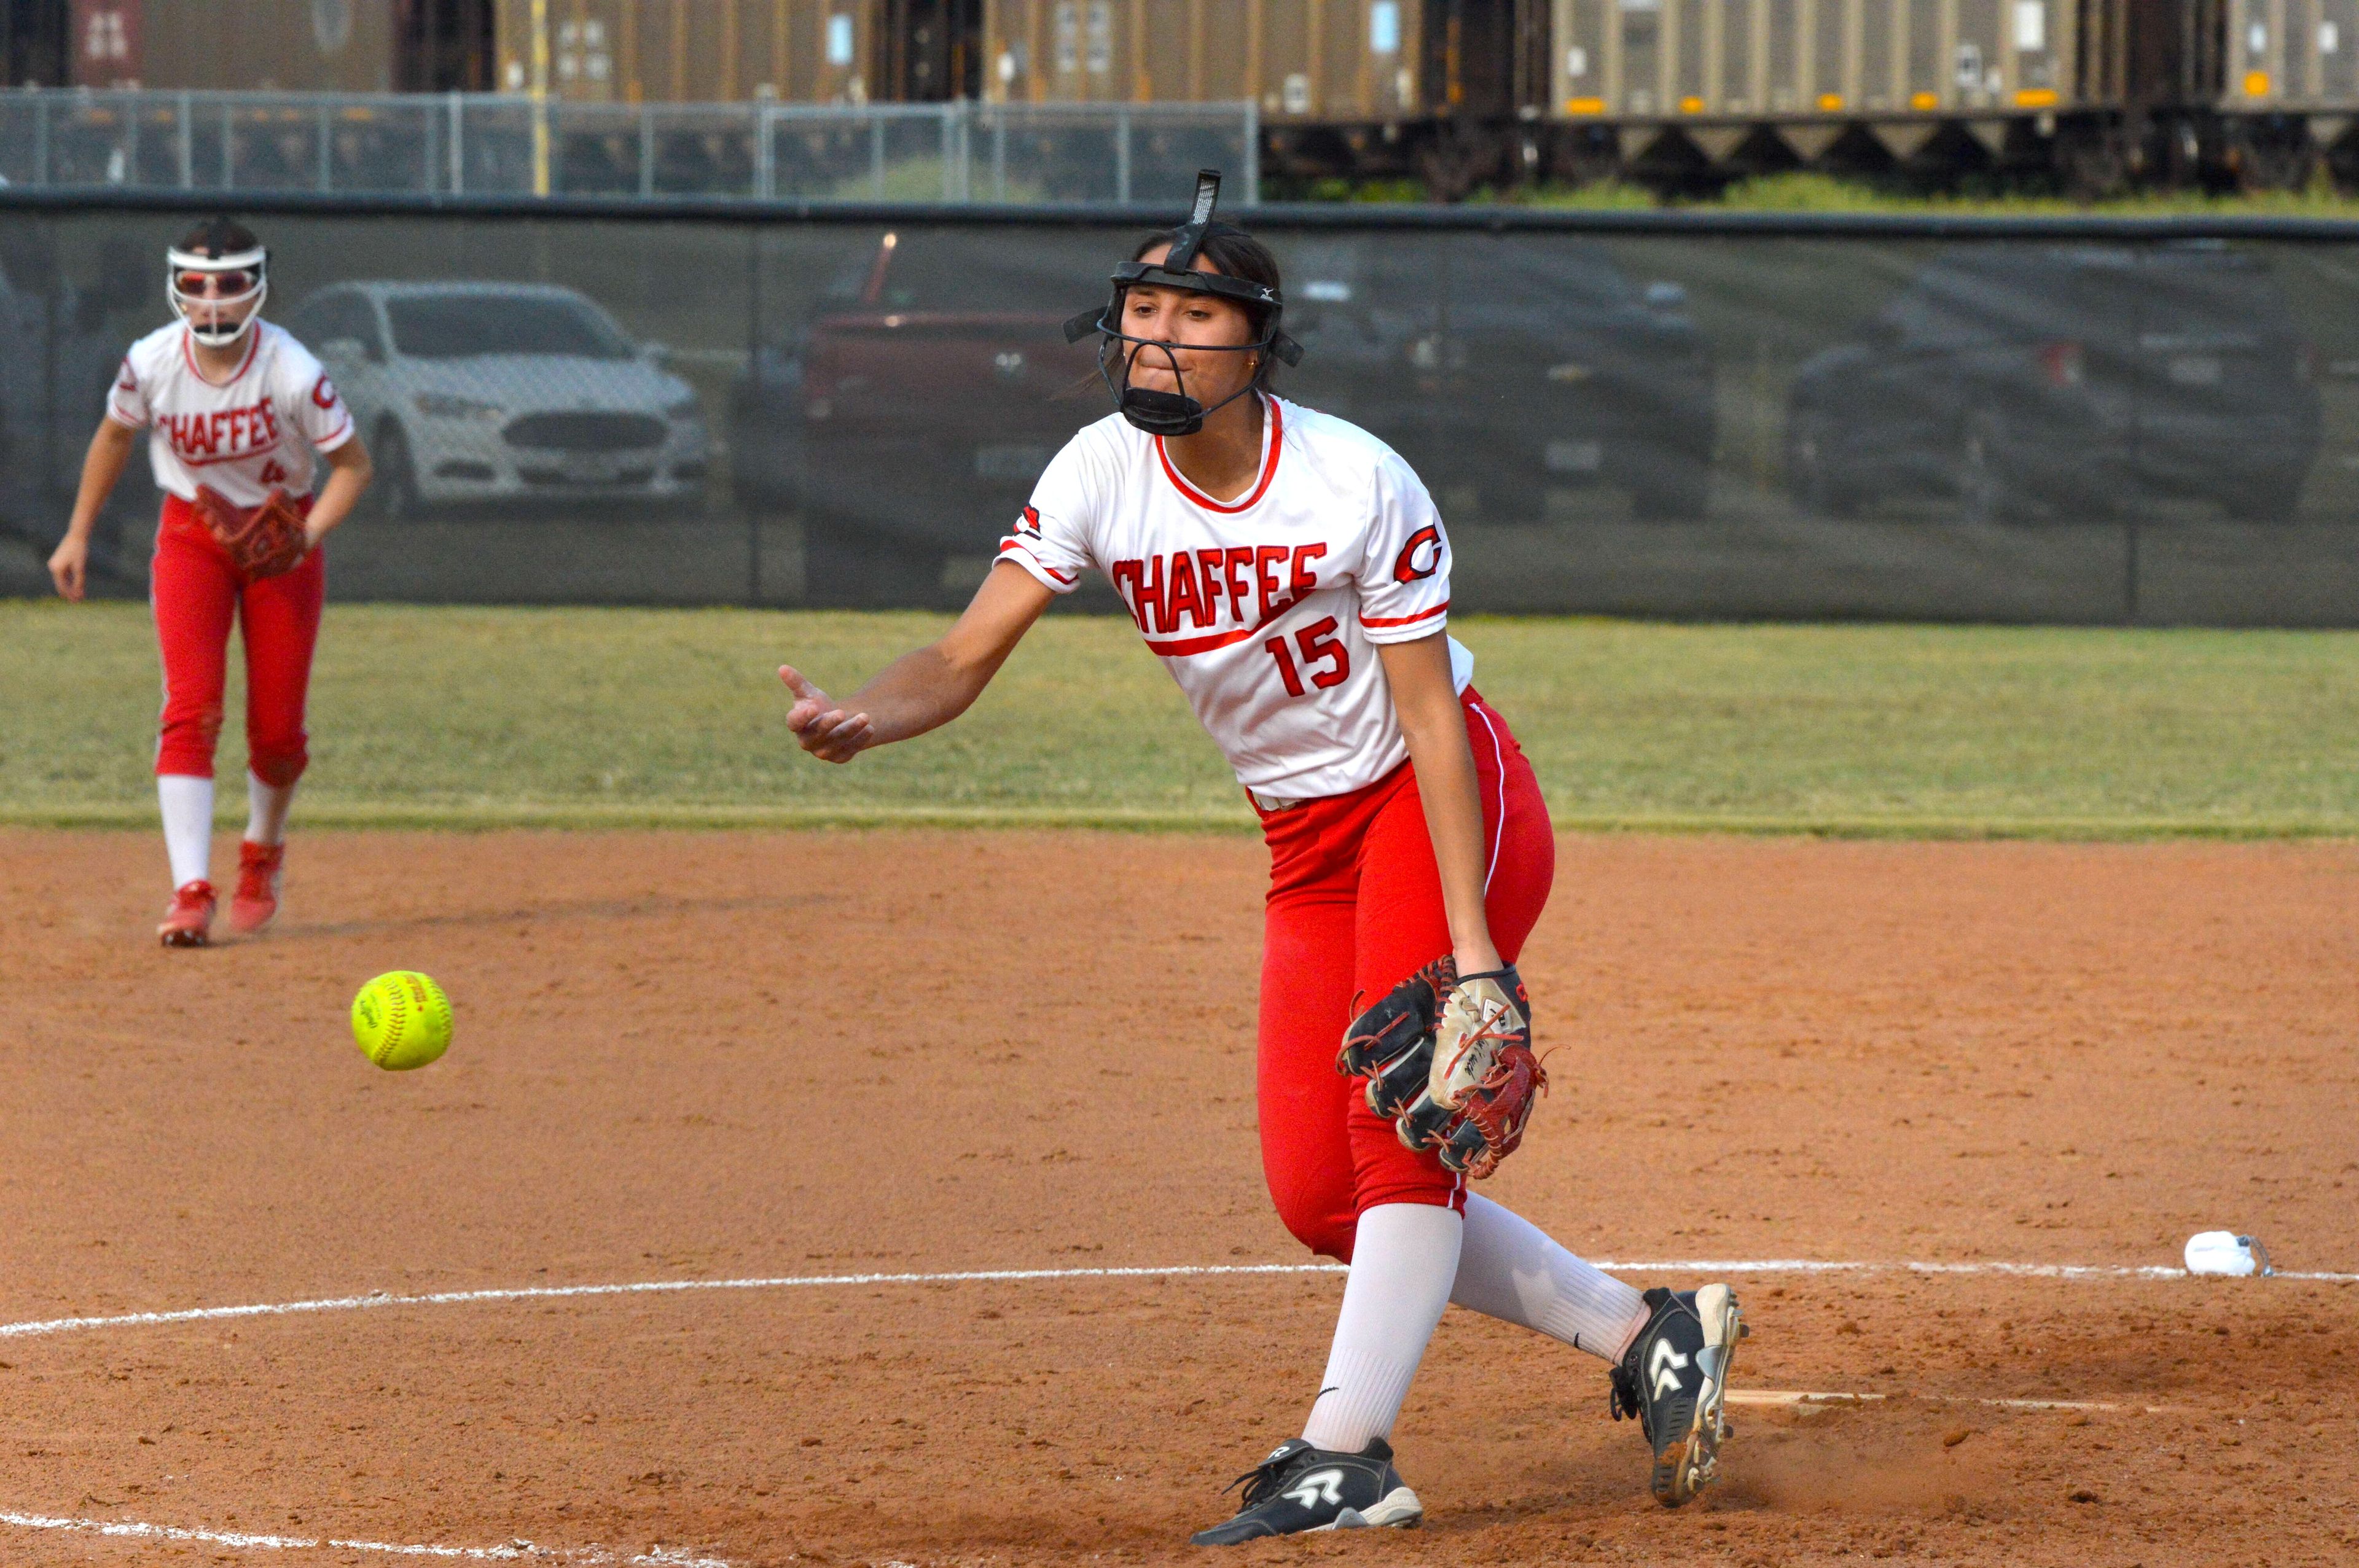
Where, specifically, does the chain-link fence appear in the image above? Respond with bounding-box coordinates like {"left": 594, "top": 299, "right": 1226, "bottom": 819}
{"left": 0, "top": 90, "right": 1258, "bottom": 205}
{"left": 4, "top": 194, "right": 2357, "bottom": 625}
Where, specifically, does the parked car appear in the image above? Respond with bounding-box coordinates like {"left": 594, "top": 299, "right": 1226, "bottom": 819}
{"left": 281, "top": 281, "right": 708, "bottom": 520}
{"left": 730, "top": 229, "right": 1105, "bottom": 606}
{"left": 1279, "top": 235, "right": 1717, "bottom": 522}
{"left": 1788, "top": 244, "right": 2322, "bottom": 524}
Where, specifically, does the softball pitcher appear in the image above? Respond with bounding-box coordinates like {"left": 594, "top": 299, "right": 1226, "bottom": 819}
{"left": 777, "top": 175, "right": 1744, "bottom": 1542}
{"left": 48, "top": 217, "right": 373, "bottom": 946}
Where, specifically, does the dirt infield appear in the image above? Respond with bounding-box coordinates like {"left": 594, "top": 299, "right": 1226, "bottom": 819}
{"left": 1, "top": 829, "right": 2353, "bottom": 1567}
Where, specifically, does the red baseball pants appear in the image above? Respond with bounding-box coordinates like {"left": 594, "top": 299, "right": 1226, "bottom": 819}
{"left": 150, "top": 494, "right": 323, "bottom": 787}
{"left": 1254, "top": 689, "right": 1555, "bottom": 1263}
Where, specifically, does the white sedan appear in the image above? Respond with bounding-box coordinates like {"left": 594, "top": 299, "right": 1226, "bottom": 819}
{"left": 281, "top": 281, "right": 708, "bottom": 517}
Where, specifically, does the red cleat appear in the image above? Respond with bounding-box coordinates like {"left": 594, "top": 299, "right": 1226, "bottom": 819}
{"left": 229, "top": 840, "right": 284, "bottom": 935}
{"left": 158, "top": 880, "right": 216, "bottom": 948}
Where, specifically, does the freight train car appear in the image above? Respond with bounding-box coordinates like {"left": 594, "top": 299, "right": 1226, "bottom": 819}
{"left": 2214, "top": 0, "right": 2359, "bottom": 185}
{"left": 984, "top": 0, "right": 1424, "bottom": 116}
{"left": 42, "top": 1, "right": 493, "bottom": 93}
{"left": 490, "top": 0, "right": 878, "bottom": 104}
{"left": 1547, "top": 0, "right": 2123, "bottom": 185}
{"left": 58, "top": 0, "right": 401, "bottom": 92}
{"left": 1552, "top": 0, "right": 2078, "bottom": 120}
{"left": 978, "top": 1, "right": 1535, "bottom": 189}
{"left": 1545, "top": 0, "right": 2345, "bottom": 192}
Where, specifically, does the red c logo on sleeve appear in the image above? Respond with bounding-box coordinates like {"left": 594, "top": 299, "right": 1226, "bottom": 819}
{"left": 1017, "top": 504, "right": 1042, "bottom": 537}
{"left": 115, "top": 359, "right": 138, "bottom": 393}
{"left": 1391, "top": 525, "right": 1442, "bottom": 583}
{"left": 311, "top": 373, "right": 340, "bottom": 410}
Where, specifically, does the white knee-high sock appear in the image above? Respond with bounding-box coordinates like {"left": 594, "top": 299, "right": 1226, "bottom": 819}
{"left": 245, "top": 771, "right": 296, "bottom": 846}
{"left": 157, "top": 774, "right": 214, "bottom": 888}
{"left": 1450, "top": 1193, "right": 1651, "bottom": 1363}
{"left": 1301, "top": 1203, "right": 1462, "bottom": 1453}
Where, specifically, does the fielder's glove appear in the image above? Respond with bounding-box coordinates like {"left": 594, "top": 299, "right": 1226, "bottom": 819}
{"left": 1428, "top": 965, "right": 1544, "bottom": 1177}
{"left": 194, "top": 483, "right": 310, "bottom": 580}
{"left": 1338, "top": 959, "right": 1546, "bottom": 1180}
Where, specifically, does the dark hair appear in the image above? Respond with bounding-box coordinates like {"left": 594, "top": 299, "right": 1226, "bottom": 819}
{"left": 1130, "top": 222, "right": 1285, "bottom": 391}
{"left": 176, "top": 215, "right": 261, "bottom": 257}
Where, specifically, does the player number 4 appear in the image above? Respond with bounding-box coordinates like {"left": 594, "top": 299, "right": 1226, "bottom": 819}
{"left": 1264, "top": 616, "right": 1350, "bottom": 697}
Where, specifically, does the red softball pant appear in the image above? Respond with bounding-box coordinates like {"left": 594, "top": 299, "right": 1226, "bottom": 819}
{"left": 150, "top": 493, "right": 323, "bottom": 786}
{"left": 1254, "top": 688, "right": 1555, "bottom": 1264}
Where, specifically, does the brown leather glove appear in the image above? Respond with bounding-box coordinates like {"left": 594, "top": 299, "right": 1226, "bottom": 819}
{"left": 194, "top": 484, "right": 310, "bottom": 579}
{"left": 1339, "top": 958, "right": 1546, "bottom": 1179}
{"left": 1425, "top": 965, "right": 1545, "bottom": 1179}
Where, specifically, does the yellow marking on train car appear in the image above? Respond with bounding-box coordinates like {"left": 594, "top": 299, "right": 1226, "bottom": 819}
{"left": 1565, "top": 97, "right": 1606, "bottom": 115}
{"left": 1818, "top": 93, "right": 1844, "bottom": 111}
{"left": 2245, "top": 70, "right": 2272, "bottom": 96}
{"left": 1911, "top": 92, "right": 1938, "bottom": 111}
{"left": 2015, "top": 87, "right": 2059, "bottom": 107}
{"left": 1680, "top": 95, "right": 1704, "bottom": 113}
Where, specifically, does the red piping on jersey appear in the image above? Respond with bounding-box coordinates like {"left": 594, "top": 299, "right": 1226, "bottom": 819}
{"left": 1140, "top": 579, "right": 1332, "bottom": 657}
{"left": 997, "top": 539, "right": 1078, "bottom": 585}
{"left": 180, "top": 324, "right": 262, "bottom": 388}
{"left": 1154, "top": 396, "right": 1281, "bottom": 514}
{"left": 1359, "top": 600, "right": 1449, "bottom": 628}
{"left": 177, "top": 446, "right": 283, "bottom": 469}
{"left": 1141, "top": 623, "right": 1264, "bottom": 657}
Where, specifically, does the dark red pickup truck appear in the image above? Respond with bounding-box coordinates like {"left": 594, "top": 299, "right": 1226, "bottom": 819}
{"left": 730, "top": 230, "right": 1105, "bottom": 606}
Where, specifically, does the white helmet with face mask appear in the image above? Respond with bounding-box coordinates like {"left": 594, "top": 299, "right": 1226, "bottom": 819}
{"left": 167, "top": 216, "right": 269, "bottom": 348}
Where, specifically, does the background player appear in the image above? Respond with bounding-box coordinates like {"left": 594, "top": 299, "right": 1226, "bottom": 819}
{"left": 775, "top": 179, "right": 1745, "bottom": 1542}
{"left": 47, "top": 216, "right": 373, "bottom": 946}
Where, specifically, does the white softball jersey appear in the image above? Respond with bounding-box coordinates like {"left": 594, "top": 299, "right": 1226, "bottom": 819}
{"left": 998, "top": 394, "right": 1473, "bottom": 801}
{"left": 106, "top": 321, "right": 354, "bottom": 506}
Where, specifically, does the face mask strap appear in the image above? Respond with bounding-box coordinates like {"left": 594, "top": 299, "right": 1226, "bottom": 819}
{"left": 1163, "top": 170, "right": 1223, "bottom": 273}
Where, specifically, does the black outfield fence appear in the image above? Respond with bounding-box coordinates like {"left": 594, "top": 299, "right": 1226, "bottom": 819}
{"left": 5, "top": 189, "right": 2357, "bottom": 626}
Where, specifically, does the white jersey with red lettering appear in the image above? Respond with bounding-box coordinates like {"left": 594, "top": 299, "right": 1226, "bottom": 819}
{"left": 106, "top": 320, "right": 354, "bottom": 507}
{"left": 996, "top": 393, "right": 1472, "bottom": 801}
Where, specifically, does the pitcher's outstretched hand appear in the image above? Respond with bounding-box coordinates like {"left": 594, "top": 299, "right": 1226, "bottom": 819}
{"left": 779, "top": 665, "right": 874, "bottom": 763}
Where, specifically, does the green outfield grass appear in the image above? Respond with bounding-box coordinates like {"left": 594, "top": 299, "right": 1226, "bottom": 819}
{"left": 4, "top": 601, "right": 2353, "bottom": 836}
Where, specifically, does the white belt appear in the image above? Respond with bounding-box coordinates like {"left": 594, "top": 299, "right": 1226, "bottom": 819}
{"left": 1248, "top": 789, "right": 1304, "bottom": 814}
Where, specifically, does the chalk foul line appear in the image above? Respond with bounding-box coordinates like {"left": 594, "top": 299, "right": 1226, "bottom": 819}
{"left": 0, "top": 1263, "right": 1341, "bottom": 1341}
{"left": 0, "top": 1511, "right": 724, "bottom": 1565}
{"left": 1, "top": 1255, "right": 2349, "bottom": 1346}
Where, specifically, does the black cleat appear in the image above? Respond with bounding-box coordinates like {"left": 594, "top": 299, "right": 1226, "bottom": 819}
{"left": 1610, "top": 1283, "right": 1744, "bottom": 1507}
{"left": 1189, "top": 1436, "right": 1423, "bottom": 1545}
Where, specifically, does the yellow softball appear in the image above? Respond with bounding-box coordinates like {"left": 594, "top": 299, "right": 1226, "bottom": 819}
{"left": 350, "top": 971, "right": 453, "bottom": 1071}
